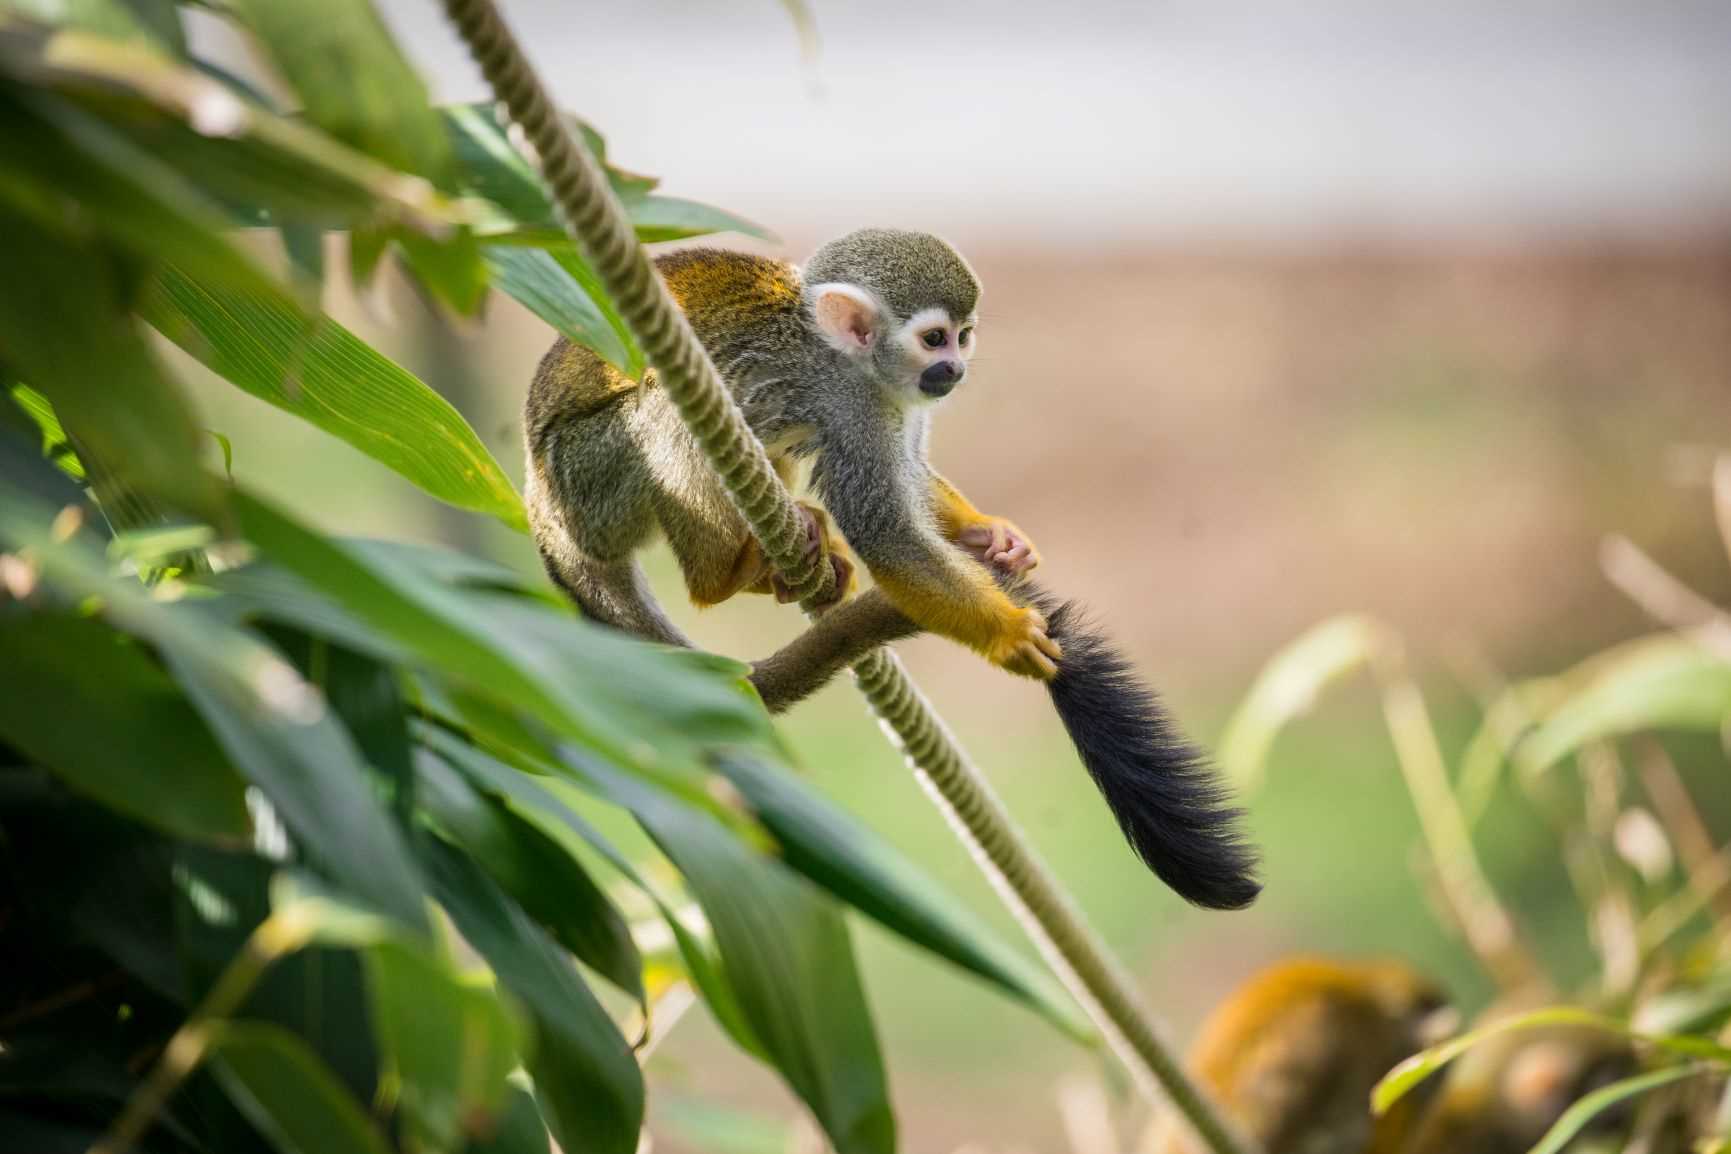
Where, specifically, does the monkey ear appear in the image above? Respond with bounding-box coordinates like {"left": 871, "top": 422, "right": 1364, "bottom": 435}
{"left": 810, "top": 283, "right": 881, "bottom": 353}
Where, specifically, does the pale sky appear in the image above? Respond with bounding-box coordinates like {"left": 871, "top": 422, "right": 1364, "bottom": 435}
{"left": 377, "top": 0, "right": 1731, "bottom": 247}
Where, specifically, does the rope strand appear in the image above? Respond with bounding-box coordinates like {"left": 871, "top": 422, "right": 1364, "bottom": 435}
{"left": 434, "top": 4, "right": 1253, "bottom": 1151}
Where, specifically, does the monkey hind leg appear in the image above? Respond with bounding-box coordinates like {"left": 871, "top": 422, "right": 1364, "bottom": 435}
{"left": 540, "top": 546, "right": 692, "bottom": 648}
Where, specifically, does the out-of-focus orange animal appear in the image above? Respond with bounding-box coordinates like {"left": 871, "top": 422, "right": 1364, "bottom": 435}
{"left": 1401, "top": 1013, "right": 1637, "bottom": 1154}
{"left": 1147, "top": 957, "right": 1456, "bottom": 1154}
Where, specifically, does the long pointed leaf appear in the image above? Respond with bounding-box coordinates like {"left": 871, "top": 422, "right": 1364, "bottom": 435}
{"left": 144, "top": 269, "right": 525, "bottom": 528}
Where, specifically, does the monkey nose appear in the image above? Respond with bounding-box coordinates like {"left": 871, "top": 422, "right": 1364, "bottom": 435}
{"left": 919, "top": 360, "right": 964, "bottom": 397}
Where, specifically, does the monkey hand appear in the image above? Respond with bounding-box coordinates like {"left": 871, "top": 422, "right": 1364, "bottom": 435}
{"left": 958, "top": 517, "right": 1040, "bottom": 576}
{"left": 988, "top": 605, "right": 1062, "bottom": 679}
{"left": 773, "top": 502, "right": 857, "bottom": 611}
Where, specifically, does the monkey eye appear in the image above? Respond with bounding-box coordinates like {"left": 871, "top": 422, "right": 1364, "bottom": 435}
{"left": 920, "top": 328, "right": 947, "bottom": 349}
{"left": 958, "top": 327, "right": 973, "bottom": 347}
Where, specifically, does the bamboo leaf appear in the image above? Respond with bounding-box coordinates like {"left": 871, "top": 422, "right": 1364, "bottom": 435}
{"left": 209, "top": 1021, "right": 395, "bottom": 1154}
{"left": 1372, "top": 1006, "right": 1731, "bottom": 1116}
{"left": 224, "top": 0, "right": 450, "bottom": 184}
{"left": 0, "top": 613, "right": 250, "bottom": 840}
{"left": 144, "top": 267, "right": 526, "bottom": 529}
{"left": 415, "top": 748, "right": 644, "bottom": 1003}
{"left": 711, "top": 752, "right": 1094, "bottom": 1044}
{"left": 1518, "top": 635, "right": 1731, "bottom": 772}
{"left": 420, "top": 835, "right": 645, "bottom": 1154}
{"left": 1218, "top": 614, "right": 1389, "bottom": 791}
{"left": 568, "top": 751, "right": 896, "bottom": 1154}
{"left": 1528, "top": 1065, "right": 1708, "bottom": 1154}
{"left": 0, "top": 485, "right": 429, "bottom": 932}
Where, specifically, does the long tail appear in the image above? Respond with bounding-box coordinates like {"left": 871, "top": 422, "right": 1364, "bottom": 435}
{"left": 1021, "top": 582, "right": 1261, "bottom": 910}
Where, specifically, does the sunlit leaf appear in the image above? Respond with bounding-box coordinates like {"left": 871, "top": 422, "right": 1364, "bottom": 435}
{"left": 144, "top": 267, "right": 526, "bottom": 529}
{"left": 443, "top": 101, "right": 769, "bottom": 244}
{"left": 484, "top": 245, "right": 639, "bottom": 374}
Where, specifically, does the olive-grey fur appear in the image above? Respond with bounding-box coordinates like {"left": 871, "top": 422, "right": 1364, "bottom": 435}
{"left": 523, "top": 227, "right": 982, "bottom": 644}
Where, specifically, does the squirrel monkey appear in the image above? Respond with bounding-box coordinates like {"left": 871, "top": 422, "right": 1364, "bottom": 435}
{"left": 1147, "top": 957, "right": 1457, "bottom": 1154}
{"left": 1402, "top": 1009, "right": 1637, "bottom": 1154}
{"left": 525, "top": 228, "right": 1258, "bottom": 909}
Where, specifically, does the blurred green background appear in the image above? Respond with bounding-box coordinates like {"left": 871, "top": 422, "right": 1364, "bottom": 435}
{"left": 173, "top": 2, "right": 1731, "bottom": 1146}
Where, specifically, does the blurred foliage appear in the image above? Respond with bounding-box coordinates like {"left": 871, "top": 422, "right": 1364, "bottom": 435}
{"left": 1213, "top": 463, "right": 1731, "bottom": 1153}
{"left": 0, "top": 4, "right": 1091, "bottom": 1154}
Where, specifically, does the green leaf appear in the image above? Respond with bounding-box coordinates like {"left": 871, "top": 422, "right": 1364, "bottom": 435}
{"left": 0, "top": 18, "right": 472, "bottom": 230}
{"left": 1528, "top": 1065, "right": 1708, "bottom": 1154}
{"left": 6, "top": 382, "right": 84, "bottom": 481}
{"left": 365, "top": 938, "right": 526, "bottom": 1152}
{"left": 464, "top": 1084, "right": 550, "bottom": 1154}
{"left": 420, "top": 835, "right": 645, "bottom": 1154}
{"left": 0, "top": 88, "right": 288, "bottom": 303}
{"left": 398, "top": 224, "right": 490, "bottom": 316}
{"left": 0, "top": 613, "right": 250, "bottom": 840}
{"left": 571, "top": 752, "right": 896, "bottom": 1154}
{"left": 225, "top": 0, "right": 450, "bottom": 183}
{"left": 1372, "top": 1006, "right": 1731, "bottom": 1116}
{"left": 144, "top": 266, "right": 526, "bottom": 529}
{"left": 214, "top": 496, "right": 776, "bottom": 798}
{"left": 711, "top": 752, "right": 1093, "bottom": 1044}
{"left": 0, "top": 202, "right": 218, "bottom": 516}
{"left": 2, "top": 0, "right": 184, "bottom": 52}
{"left": 209, "top": 1020, "right": 394, "bottom": 1154}
{"left": 1518, "top": 635, "right": 1731, "bottom": 772}
{"left": 484, "top": 245, "right": 639, "bottom": 375}
{"left": 415, "top": 748, "right": 644, "bottom": 1002}
{"left": 0, "top": 485, "right": 428, "bottom": 932}
{"left": 414, "top": 721, "right": 762, "bottom": 1053}
{"left": 626, "top": 195, "right": 772, "bottom": 244}
{"left": 1217, "top": 614, "right": 1388, "bottom": 791}
{"left": 443, "top": 102, "right": 768, "bottom": 244}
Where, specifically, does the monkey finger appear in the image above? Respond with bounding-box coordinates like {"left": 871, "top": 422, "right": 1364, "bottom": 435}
{"left": 1032, "top": 631, "right": 1062, "bottom": 663}
{"left": 1014, "top": 641, "right": 1059, "bottom": 680}
{"left": 958, "top": 524, "right": 991, "bottom": 546}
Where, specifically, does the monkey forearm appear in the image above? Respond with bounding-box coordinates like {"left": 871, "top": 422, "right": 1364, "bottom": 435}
{"left": 746, "top": 568, "right": 1043, "bottom": 710}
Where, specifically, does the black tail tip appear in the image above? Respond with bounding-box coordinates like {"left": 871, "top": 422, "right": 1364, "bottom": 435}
{"left": 1040, "top": 595, "right": 1263, "bottom": 911}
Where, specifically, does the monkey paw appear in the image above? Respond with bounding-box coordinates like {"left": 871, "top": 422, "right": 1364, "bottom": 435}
{"left": 773, "top": 502, "right": 857, "bottom": 610}
{"left": 959, "top": 517, "right": 1041, "bottom": 576}
{"left": 991, "top": 607, "right": 1062, "bottom": 680}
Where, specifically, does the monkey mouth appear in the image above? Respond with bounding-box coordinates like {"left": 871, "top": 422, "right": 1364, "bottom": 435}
{"left": 918, "top": 379, "right": 957, "bottom": 399}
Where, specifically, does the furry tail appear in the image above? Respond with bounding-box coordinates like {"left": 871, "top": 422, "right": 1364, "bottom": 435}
{"left": 1023, "top": 583, "right": 1261, "bottom": 910}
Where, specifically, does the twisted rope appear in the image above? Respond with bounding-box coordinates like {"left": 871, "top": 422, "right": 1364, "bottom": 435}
{"left": 436, "top": 4, "right": 1250, "bottom": 1151}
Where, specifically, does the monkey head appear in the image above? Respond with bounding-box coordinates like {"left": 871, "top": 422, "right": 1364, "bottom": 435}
{"left": 802, "top": 227, "right": 981, "bottom": 404}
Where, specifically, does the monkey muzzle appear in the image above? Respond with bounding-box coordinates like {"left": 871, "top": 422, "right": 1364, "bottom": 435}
{"left": 919, "top": 359, "right": 964, "bottom": 398}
